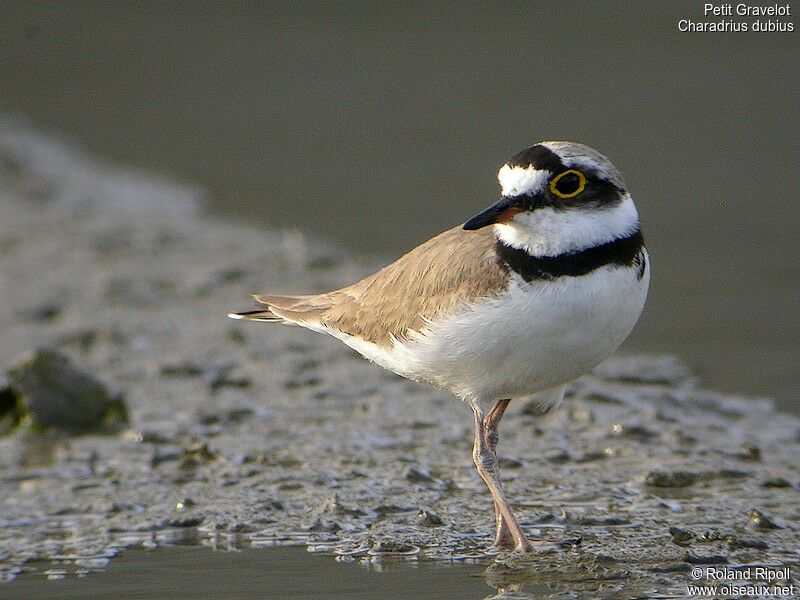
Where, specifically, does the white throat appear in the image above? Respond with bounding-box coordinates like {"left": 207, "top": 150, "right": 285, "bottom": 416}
{"left": 494, "top": 194, "right": 640, "bottom": 257}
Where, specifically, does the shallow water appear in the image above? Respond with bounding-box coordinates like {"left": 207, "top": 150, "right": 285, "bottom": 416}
{"left": 6, "top": 546, "right": 502, "bottom": 600}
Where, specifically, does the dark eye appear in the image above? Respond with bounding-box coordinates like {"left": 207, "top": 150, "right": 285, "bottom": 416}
{"left": 549, "top": 169, "right": 586, "bottom": 199}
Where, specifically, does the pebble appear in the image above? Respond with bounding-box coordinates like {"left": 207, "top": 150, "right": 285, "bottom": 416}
{"left": 404, "top": 467, "right": 437, "bottom": 484}
{"left": 417, "top": 510, "right": 444, "bottom": 527}
{"left": 644, "top": 471, "right": 698, "bottom": 488}
{"left": 669, "top": 526, "right": 694, "bottom": 546}
{"left": 749, "top": 509, "right": 782, "bottom": 530}
{"left": 761, "top": 477, "right": 792, "bottom": 488}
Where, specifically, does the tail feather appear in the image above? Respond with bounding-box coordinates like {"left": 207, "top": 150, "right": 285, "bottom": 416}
{"left": 228, "top": 293, "right": 332, "bottom": 325}
{"left": 252, "top": 294, "right": 328, "bottom": 311}
{"left": 226, "top": 309, "right": 282, "bottom": 322}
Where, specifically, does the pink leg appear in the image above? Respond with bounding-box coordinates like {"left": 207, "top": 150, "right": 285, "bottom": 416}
{"left": 485, "top": 400, "right": 513, "bottom": 548}
{"left": 471, "top": 400, "right": 532, "bottom": 552}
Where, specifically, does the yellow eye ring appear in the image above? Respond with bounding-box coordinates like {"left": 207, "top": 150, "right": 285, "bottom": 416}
{"left": 549, "top": 169, "right": 586, "bottom": 199}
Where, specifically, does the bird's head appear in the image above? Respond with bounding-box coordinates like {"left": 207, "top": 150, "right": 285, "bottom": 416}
{"left": 464, "top": 142, "right": 640, "bottom": 256}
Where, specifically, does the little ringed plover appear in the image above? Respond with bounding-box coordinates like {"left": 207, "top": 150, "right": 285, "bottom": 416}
{"left": 229, "top": 141, "right": 650, "bottom": 552}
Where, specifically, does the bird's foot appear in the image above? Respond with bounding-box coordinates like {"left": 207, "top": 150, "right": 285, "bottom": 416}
{"left": 493, "top": 533, "right": 557, "bottom": 554}
{"left": 514, "top": 538, "right": 534, "bottom": 553}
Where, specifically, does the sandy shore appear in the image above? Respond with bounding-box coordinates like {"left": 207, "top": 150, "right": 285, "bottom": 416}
{"left": 0, "top": 120, "right": 798, "bottom": 596}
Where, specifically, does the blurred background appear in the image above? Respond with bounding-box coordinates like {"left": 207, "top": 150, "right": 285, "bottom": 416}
{"left": 1, "top": 2, "right": 797, "bottom": 412}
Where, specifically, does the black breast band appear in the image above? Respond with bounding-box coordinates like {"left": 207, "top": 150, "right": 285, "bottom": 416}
{"left": 496, "top": 230, "right": 645, "bottom": 281}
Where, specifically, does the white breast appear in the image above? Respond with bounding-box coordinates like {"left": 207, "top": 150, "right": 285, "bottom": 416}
{"left": 324, "top": 253, "right": 650, "bottom": 405}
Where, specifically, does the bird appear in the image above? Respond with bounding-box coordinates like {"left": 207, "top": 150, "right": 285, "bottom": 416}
{"left": 228, "top": 142, "right": 650, "bottom": 552}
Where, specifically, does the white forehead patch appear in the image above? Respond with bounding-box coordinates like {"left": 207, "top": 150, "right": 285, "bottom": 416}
{"left": 497, "top": 164, "right": 549, "bottom": 197}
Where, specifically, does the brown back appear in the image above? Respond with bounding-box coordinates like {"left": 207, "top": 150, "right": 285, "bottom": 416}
{"left": 255, "top": 225, "right": 509, "bottom": 346}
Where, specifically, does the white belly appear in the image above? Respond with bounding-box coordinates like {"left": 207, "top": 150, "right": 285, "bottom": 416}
{"left": 325, "top": 254, "right": 650, "bottom": 404}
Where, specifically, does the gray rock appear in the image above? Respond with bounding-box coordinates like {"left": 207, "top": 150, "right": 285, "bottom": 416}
{"left": 0, "top": 382, "right": 24, "bottom": 435}
{"left": 6, "top": 348, "right": 127, "bottom": 433}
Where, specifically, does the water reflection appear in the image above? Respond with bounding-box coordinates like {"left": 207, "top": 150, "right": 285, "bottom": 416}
{"left": 5, "top": 546, "right": 517, "bottom": 600}
{"left": 5, "top": 542, "right": 670, "bottom": 599}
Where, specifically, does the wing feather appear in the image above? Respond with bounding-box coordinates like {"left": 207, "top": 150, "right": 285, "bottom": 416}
{"left": 231, "top": 225, "right": 508, "bottom": 345}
